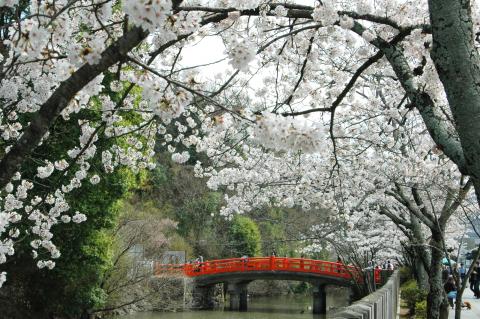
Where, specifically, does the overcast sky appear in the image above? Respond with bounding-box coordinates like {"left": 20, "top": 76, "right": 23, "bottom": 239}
{"left": 180, "top": 0, "right": 317, "bottom": 76}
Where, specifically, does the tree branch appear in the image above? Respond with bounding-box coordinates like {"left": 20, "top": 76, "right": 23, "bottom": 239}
{"left": 348, "top": 20, "right": 466, "bottom": 173}
{"left": 379, "top": 206, "right": 412, "bottom": 229}
{"left": 0, "top": 26, "right": 148, "bottom": 189}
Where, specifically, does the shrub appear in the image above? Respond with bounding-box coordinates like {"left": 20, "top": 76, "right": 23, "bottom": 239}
{"left": 228, "top": 215, "right": 262, "bottom": 257}
{"left": 399, "top": 266, "right": 413, "bottom": 284}
{"left": 415, "top": 300, "right": 427, "bottom": 319}
{"left": 400, "top": 280, "right": 427, "bottom": 315}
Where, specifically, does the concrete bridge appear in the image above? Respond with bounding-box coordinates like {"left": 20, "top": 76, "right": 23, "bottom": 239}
{"left": 154, "top": 256, "right": 380, "bottom": 314}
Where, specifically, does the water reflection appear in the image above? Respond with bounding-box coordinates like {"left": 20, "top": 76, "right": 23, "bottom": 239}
{"left": 119, "top": 296, "right": 325, "bottom": 319}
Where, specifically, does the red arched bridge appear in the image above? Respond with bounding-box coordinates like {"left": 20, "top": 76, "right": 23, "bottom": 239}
{"left": 154, "top": 257, "right": 381, "bottom": 314}
{"left": 154, "top": 256, "right": 380, "bottom": 284}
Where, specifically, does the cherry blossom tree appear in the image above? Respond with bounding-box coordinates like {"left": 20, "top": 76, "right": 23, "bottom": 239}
{"left": 1, "top": 1, "right": 480, "bottom": 318}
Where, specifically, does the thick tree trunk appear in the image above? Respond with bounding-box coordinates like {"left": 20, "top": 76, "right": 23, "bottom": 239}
{"left": 455, "top": 297, "right": 463, "bottom": 319}
{"left": 425, "top": 4, "right": 480, "bottom": 315}
{"left": 428, "top": 0, "right": 480, "bottom": 197}
{"left": 427, "top": 232, "right": 449, "bottom": 319}
{"left": 411, "top": 214, "right": 431, "bottom": 290}
{"left": 414, "top": 255, "right": 430, "bottom": 291}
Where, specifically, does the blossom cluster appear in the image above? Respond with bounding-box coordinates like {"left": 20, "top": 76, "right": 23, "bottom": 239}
{"left": 0, "top": 0, "right": 474, "bottom": 288}
{"left": 123, "top": 0, "right": 172, "bottom": 32}
{"left": 253, "top": 113, "right": 328, "bottom": 153}
{"left": 312, "top": 2, "right": 339, "bottom": 26}
{"left": 226, "top": 41, "right": 257, "bottom": 72}
{"left": 0, "top": 0, "right": 19, "bottom": 8}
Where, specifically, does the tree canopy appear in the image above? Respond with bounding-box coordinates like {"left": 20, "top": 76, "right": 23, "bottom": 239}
{"left": 228, "top": 215, "right": 262, "bottom": 257}
{"left": 1, "top": 1, "right": 480, "bottom": 318}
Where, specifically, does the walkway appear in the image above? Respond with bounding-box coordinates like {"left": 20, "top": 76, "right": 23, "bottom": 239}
{"left": 449, "top": 288, "right": 480, "bottom": 318}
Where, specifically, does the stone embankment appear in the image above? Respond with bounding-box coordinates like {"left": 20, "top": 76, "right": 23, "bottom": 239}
{"left": 331, "top": 271, "right": 399, "bottom": 319}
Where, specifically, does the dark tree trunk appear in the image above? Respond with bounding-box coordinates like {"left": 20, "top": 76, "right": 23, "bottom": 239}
{"left": 426, "top": 2, "right": 480, "bottom": 314}
{"left": 428, "top": 0, "right": 480, "bottom": 201}
{"left": 427, "top": 231, "right": 449, "bottom": 319}
{"left": 411, "top": 214, "right": 431, "bottom": 290}
{"left": 414, "top": 254, "right": 430, "bottom": 291}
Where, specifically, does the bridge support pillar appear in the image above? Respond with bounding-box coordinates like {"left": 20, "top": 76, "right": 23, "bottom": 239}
{"left": 227, "top": 282, "right": 248, "bottom": 311}
{"left": 313, "top": 284, "right": 327, "bottom": 314}
{"left": 192, "top": 285, "right": 216, "bottom": 310}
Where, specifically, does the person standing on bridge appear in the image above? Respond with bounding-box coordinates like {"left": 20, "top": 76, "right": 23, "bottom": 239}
{"left": 193, "top": 258, "right": 200, "bottom": 272}
{"left": 193, "top": 256, "right": 204, "bottom": 272}
{"left": 336, "top": 257, "right": 343, "bottom": 273}
{"left": 241, "top": 255, "right": 249, "bottom": 268}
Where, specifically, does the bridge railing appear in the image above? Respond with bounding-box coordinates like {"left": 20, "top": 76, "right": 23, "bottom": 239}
{"left": 154, "top": 257, "right": 381, "bottom": 283}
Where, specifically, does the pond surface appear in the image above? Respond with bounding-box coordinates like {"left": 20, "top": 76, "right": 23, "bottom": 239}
{"left": 119, "top": 294, "right": 347, "bottom": 319}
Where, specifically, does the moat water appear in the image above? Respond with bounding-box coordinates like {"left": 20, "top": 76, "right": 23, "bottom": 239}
{"left": 118, "top": 290, "right": 350, "bottom": 319}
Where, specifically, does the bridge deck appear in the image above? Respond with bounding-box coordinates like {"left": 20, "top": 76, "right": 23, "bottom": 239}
{"left": 154, "top": 257, "right": 380, "bottom": 283}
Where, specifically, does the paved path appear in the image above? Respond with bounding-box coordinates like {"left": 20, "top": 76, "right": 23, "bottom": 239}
{"left": 449, "top": 288, "right": 480, "bottom": 318}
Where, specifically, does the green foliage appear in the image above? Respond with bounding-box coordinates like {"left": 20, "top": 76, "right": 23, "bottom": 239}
{"left": 253, "top": 206, "right": 335, "bottom": 260}
{"left": 177, "top": 192, "right": 222, "bottom": 239}
{"left": 415, "top": 300, "right": 427, "bottom": 319}
{"left": 309, "top": 248, "right": 331, "bottom": 261}
{"left": 256, "top": 208, "right": 287, "bottom": 256}
{"left": 1, "top": 78, "right": 143, "bottom": 317}
{"left": 136, "top": 154, "right": 230, "bottom": 260}
{"left": 228, "top": 215, "right": 262, "bottom": 257}
{"left": 22, "top": 165, "right": 133, "bottom": 317}
{"left": 291, "top": 281, "right": 309, "bottom": 294}
{"left": 101, "top": 199, "right": 179, "bottom": 312}
{"left": 150, "top": 164, "right": 169, "bottom": 186}
{"left": 400, "top": 280, "right": 427, "bottom": 315}
{"left": 138, "top": 154, "right": 321, "bottom": 263}
{"left": 399, "top": 266, "right": 413, "bottom": 284}
{"left": 169, "top": 234, "right": 194, "bottom": 258}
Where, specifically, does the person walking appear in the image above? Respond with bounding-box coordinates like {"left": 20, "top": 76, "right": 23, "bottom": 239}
{"left": 443, "top": 265, "right": 450, "bottom": 283}
{"left": 475, "top": 262, "right": 480, "bottom": 298}
{"left": 386, "top": 260, "right": 394, "bottom": 271}
{"left": 444, "top": 275, "right": 457, "bottom": 309}
{"left": 453, "top": 264, "right": 459, "bottom": 277}
{"left": 469, "top": 268, "right": 477, "bottom": 294}
{"left": 459, "top": 263, "right": 466, "bottom": 283}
